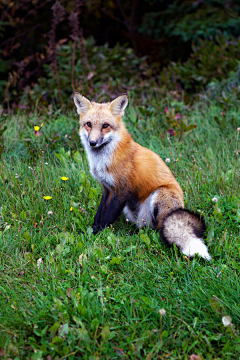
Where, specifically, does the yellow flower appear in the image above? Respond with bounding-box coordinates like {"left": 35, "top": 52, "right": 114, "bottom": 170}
{"left": 34, "top": 126, "right": 40, "bottom": 131}
{"left": 43, "top": 196, "right": 52, "bottom": 200}
{"left": 70, "top": 207, "right": 73, "bottom": 212}
{"left": 61, "top": 177, "right": 69, "bottom": 181}
{"left": 41, "top": 123, "right": 43, "bottom": 127}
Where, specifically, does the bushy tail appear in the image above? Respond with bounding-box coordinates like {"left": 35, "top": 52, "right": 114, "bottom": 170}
{"left": 160, "top": 209, "right": 211, "bottom": 261}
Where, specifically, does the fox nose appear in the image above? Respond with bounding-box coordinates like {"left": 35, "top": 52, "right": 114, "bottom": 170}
{"left": 90, "top": 140, "right": 97, "bottom": 147}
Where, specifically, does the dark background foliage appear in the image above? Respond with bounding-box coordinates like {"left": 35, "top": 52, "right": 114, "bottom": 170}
{"left": 1, "top": 0, "right": 240, "bottom": 108}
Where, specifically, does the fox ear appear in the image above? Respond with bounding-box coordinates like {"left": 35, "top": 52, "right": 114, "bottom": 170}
{"left": 73, "top": 93, "right": 91, "bottom": 115}
{"left": 110, "top": 95, "right": 128, "bottom": 116}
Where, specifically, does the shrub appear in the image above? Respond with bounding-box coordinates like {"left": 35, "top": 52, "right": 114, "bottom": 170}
{"left": 139, "top": 1, "right": 240, "bottom": 43}
{"left": 159, "top": 36, "right": 240, "bottom": 97}
{"left": 207, "top": 62, "right": 240, "bottom": 98}
{"left": 19, "top": 37, "right": 156, "bottom": 109}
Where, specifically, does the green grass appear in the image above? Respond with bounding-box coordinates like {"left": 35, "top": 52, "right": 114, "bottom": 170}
{"left": 0, "top": 100, "right": 240, "bottom": 360}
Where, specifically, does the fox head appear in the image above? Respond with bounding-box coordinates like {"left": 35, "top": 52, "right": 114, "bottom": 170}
{"left": 73, "top": 93, "right": 128, "bottom": 149}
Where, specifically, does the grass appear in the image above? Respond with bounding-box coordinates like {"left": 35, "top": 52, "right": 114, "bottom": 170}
{"left": 0, "top": 98, "right": 240, "bottom": 360}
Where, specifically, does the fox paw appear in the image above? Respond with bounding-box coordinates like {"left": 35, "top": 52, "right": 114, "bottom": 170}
{"left": 92, "top": 225, "right": 100, "bottom": 235}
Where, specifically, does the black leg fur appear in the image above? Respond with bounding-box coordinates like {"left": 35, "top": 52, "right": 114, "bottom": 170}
{"left": 99, "top": 195, "right": 126, "bottom": 230}
{"left": 93, "top": 188, "right": 110, "bottom": 233}
{"left": 93, "top": 194, "right": 127, "bottom": 234}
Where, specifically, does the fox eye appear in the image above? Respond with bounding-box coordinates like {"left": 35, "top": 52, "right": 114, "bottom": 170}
{"left": 86, "top": 122, "right": 92, "bottom": 128}
{"left": 102, "top": 123, "right": 109, "bottom": 129}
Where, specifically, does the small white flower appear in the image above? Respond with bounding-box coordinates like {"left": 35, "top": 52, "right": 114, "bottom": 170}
{"left": 37, "top": 257, "right": 43, "bottom": 268}
{"left": 165, "top": 158, "right": 170, "bottom": 163}
{"left": 47, "top": 211, "right": 53, "bottom": 215}
{"left": 212, "top": 197, "right": 218, "bottom": 203}
{"left": 45, "top": 162, "right": 49, "bottom": 165}
{"left": 222, "top": 315, "right": 232, "bottom": 327}
{"left": 237, "top": 127, "right": 240, "bottom": 132}
{"left": 159, "top": 308, "right": 166, "bottom": 316}
{"left": 15, "top": 174, "right": 19, "bottom": 179}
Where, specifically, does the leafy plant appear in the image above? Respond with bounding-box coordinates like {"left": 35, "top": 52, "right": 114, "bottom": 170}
{"left": 159, "top": 35, "right": 240, "bottom": 97}
{"left": 208, "top": 61, "right": 240, "bottom": 101}
{"left": 164, "top": 106, "right": 197, "bottom": 140}
{"left": 19, "top": 37, "right": 155, "bottom": 108}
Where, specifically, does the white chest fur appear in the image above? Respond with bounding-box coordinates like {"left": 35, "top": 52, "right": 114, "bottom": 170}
{"left": 86, "top": 147, "right": 115, "bottom": 187}
{"left": 80, "top": 130, "right": 119, "bottom": 188}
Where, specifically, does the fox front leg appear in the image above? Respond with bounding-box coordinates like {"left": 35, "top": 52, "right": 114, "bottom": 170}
{"left": 93, "top": 194, "right": 127, "bottom": 234}
{"left": 92, "top": 187, "right": 111, "bottom": 234}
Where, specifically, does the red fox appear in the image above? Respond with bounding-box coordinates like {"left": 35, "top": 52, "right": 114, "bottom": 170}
{"left": 73, "top": 93, "right": 211, "bottom": 260}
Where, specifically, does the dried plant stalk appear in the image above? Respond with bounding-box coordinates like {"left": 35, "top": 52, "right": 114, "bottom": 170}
{"left": 68, "top": 11, "right": 79, "bottom": 93}
{"left": 69, "top": 0, "right": 93, "bottom": 94}
{"left": 79, "top": 28, "right": 93, "bottom": 92}
{"left": 49, "top": 1, "right": 66, "bottom": 113}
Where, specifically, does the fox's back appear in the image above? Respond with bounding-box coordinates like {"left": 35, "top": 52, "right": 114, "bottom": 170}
{"left": 109, "top": 138, "right": 183, "bottom": 202}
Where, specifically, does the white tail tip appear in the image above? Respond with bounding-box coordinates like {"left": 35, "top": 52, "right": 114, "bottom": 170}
{"left": 182, "top": 238, "right": 211, "bottom": 261}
